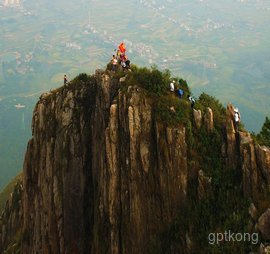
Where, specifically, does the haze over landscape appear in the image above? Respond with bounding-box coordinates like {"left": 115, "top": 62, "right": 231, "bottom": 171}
{"left": 0, "top": 0, "right": 270, "bottom": 189}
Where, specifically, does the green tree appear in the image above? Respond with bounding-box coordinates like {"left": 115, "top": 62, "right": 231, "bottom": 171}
{"left": 131, "top": 65, "right": 171, "bottom": 96}
{"left": 257, "top": 117, "right": 270, "bottom": 147}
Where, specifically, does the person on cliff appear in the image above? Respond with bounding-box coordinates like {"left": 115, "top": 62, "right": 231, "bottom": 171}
{"left": 187, "top": 95, "right": 195, "bottom": 108}
{"left": 170, "top": 80, "right": 175, "bottom": 92}
{"left": 125, "top": 59, "right": 131, "bottom": 69}
{"left": 111, "top": 55, "right": 118, "bottom": 72}
{"left": 121, "top": 60, "right": 131, "bottom": 71}
{"left": 176, "top": 88, "right": 184, "bottom": 99}
{"left": 64, "top": 74, "right": 68, "bottom": 86}
{"left": 121, "top": 59, "right": 127, "bottom": 70}
{"left": 116, "top": 49, "right": 121, "bottom": 60}
{"left": 234, "top": 108, "right": 241, "bottom": 131}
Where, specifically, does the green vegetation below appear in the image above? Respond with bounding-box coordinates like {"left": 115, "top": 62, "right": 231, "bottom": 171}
{"left": 152, "top": 122, "right": 255, "bottom": 253}
{"left": 184, "top": 93, "right": 253, "bottom": 253}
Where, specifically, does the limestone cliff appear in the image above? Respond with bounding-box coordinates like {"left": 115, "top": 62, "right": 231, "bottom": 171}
{"left": 1, "top": 70, "right": 187, "bottom": 254}
{"left": 1, "top": 69, "right": 270, "bottom": 254}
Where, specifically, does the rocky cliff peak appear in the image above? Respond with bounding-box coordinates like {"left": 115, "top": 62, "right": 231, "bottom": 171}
{"left": 1, "top": 67, "right": 270, "bottom": 253}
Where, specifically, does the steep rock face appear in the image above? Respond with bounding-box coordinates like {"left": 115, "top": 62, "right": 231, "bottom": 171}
{"left": 257, "top": 209, "right": 270, "bottom": 241}
{"left": 239, "top": 131, "right": 259, "bottom": 199}
{"left": 1, "top": 71, "right": 187, "bottom": 254}
{"left": 224, "top": 104, "right": 270, "bottom": 201}
{"left": 193, "top": 109, "right": 202, "bottom": 129}
{"left": 22, "top": 76, "right": 97, "bottom": 254}
{"left": 1, "top": 69, "right": 270, "bottom": 253}
{"left": 0, "top": 182, "right": 23, "bottom": 253}
{"left": 224, "top": 105, "right": 270, "bottom": 242}
{"left": 101, "top": 86, "right": 187, "bottom": 254}
{"left": 256, "top": 145, "right": 270, "bottom": 185}
{"left": 238, "top": 131, "right": 270, "bottom": 202}
{"left": 92, "top": 82, "right": 188, "bottom": 253}
{"left": 197, "top": 170, "right": 212, "bottom": 200}
{"left": 204, "top": 107, "right": 214, "bottom": 133}
{"left": 224, "top": 104, "right": 240, "bottom": 170}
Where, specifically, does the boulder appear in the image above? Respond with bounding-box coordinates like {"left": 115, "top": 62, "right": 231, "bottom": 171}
{"left": 257, "top": 209, "right": 270, "bottom": 240}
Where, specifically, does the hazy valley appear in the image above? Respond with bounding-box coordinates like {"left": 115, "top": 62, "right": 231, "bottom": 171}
{"left": 0, "top": 0, "right": 269, "bottom": 189}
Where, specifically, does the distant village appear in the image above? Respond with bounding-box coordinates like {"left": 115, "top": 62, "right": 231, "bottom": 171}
{"left": 3, "top": 0, "right": 21, "bottom": 7}
{"left": 1, "top": 0, "right": 269, "bottom": 77}
{"left": 0, "top": 0, "right": 219, "bottom": 76}
{"left": 0, "top": 0, "right": 32, "bottom": 15}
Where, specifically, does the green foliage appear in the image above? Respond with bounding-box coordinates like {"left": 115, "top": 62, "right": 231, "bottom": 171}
{"left": 155, "top": 167, "right": 253, "bottom": 254}
{"left": 110, "top": 69, "right": 126, "bottom": 81}
{"left": 118, "top": 65, "right": 194, "bottom": 129}
{"left": 150, "top": 111, "right": 255, "bottom": 253}
{"left": 193, "top": 169, "right": 252, "bottom": 254}
{"left": 195, "top": 127, "right": 223, "bottom": 175}
{"left": 73, "top": 73, "right": 91, "bottom": 83}
{"left": 106, "top": 61, "right": 113, "bottom": 71}
{"left": 257, "top": 117, "right": 270, "bottom": 147}
{"left": 187, "top": 117, "right": 252, "bottom": 254}
{"left": 127, "top": 65, "right": 171, "bottom": 96}
{"left": 197, "top": 93, "right": 226, "bottom": 129}
{"left": 178, "top": 78, "right": 191, "bottom": 95}
{"left": 154, "top": 95, "right": 192, "bottom": 127}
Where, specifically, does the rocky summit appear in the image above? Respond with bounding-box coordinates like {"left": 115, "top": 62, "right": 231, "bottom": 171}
{"left": 1, "top": 67, "right": 270, "bottom": 254}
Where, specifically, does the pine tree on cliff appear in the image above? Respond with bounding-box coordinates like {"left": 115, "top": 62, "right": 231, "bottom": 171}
{"left": 257, "top": 117, "right": 270, "bottom": 147}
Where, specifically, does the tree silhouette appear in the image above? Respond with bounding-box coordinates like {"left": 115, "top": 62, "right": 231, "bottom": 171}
{"left": 257, "top": 117, "right": 270, "bottom": 147}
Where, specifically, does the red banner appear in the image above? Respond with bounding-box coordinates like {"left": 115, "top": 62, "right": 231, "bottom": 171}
{"left": 118, "top": 42, "right": 126, "bottom": 53}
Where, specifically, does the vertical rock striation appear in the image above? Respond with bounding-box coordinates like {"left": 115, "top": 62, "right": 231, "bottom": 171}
{"left": 1, "top": 71, "right": 188, "bottom": 253}
{"left": 21, "top": 77, "right": 97, "bottom": 254}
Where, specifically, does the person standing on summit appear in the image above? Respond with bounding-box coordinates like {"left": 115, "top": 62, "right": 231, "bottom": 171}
{"left": 170, "top": 80, "right": 175, "bottom": 92}
{"left": 234, "top": 108, "right": 241, "bottom": 131}
{"left": 187, "top": 95, "right": 195, "bottom": 108}
{"left": 64, "top": 74, "right": 68, "bottom": 86}
{"left": 111, "top": 55, "right": 118, "bottom": 71}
